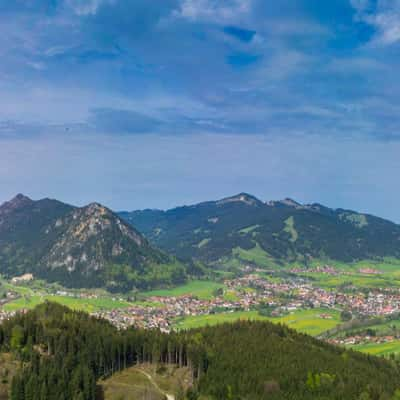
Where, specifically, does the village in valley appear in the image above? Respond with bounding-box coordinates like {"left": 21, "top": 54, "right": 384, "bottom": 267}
{"left": 3, "top": 262, "right": 400, "bottom": 355}
{"left": 91, "top": 268, "right": 400, "bottom": 339}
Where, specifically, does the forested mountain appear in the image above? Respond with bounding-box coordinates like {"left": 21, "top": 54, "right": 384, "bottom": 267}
{"left": 2, "top": 302, "right": 400, "bottom": 400}
{"left": 120, "top": 193, "right": 400, "bottom": 266}
{"left": 0, "top": 195, "right": 187, "bottom": 291}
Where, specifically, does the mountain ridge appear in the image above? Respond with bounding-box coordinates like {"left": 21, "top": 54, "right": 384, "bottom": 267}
{"left": 0, "top": 194, "right": 187, "bottom": 291}
{"left": 121, "top": 193, "right": 392, "bottom": 222}
{"left": 119, "top": 193, "right": 400, "bottom": 267}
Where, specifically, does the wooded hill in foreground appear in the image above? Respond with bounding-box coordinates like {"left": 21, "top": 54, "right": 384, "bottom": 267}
{"left": 120, "top": 193, "right": 400, "bottom": 267}
{"left": 0, "top": 195, "right": 188, "bottom": 291}
{"left": 2, "top": 302, "right": 400, "bottom": 400}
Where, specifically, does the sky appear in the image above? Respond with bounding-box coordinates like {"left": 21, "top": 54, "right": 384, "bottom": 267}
{"left": 1, "top": 0, "right": 400, "bottom": 221}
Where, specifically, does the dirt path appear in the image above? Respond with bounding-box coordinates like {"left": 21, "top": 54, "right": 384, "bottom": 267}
{"left": 136, "top": 369, "right": 175, "bottom": 400}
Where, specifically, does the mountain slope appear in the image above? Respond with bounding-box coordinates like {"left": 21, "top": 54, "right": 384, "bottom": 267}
{"left": 0, "top": 195, "right": 186, "bottom": 290}
{"left": 120, "top": 193, "right": 400, "bottom": 267}
{"left": 0, "top": 194, "right": 74, "bottom": 274}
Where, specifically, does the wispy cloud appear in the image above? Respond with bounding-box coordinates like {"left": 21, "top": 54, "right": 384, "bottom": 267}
{"left": 351, "top": 0, "right": 400, "bottom": 45}
{"left": 65, "top": 0, "right": 115, "bottom": 15}
{"left": 172, "top": 0, "right": 252, "bottom": 24}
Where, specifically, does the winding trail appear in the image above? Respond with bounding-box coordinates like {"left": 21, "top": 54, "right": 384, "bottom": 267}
{"left": 136, "top": 368, "right": 175, "bottom": 400}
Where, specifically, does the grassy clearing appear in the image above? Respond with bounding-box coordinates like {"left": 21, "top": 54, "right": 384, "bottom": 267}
{"left": 100, "top": 364, "right": 191, "bottom": 400}
{"left": 1, "top": 282, "right": 34, "bottom": 296}
{"left": 2, "top": 294, "right": 132, "bottom": 313}
{"left": 284, "top": 216, "right": 298, "bottom": 242}
{"left": 300, "top": 267, "right": 400, "bottom": 290}
{"left": 197, "top": 238, "right": 211, "bottom": 248}
{"left": 138, "top": 364, "right": 192, "bottom": 395}
{"left": 174, "top": 308, "right": 341, "bottom": 336}
{"left": 365, "top": 319, "right": 400, "bottom": 334}
{"left": 351, "top": 341, "right": 400, "bottom": 356}
{"left": 274, "top": 309, "right": 341, "bottom": 336}
{"left": 232, "top": 243, "right": 275, "bottom": 267}
{"left": 141, "top": 280, "right": 224, "bottom": 300}
{"left": 293, "top": 258, "right": 400, "bottom": 274}
{"left": 173, "top": 311, "right": 270, "bottom": 330}
{"left": 223, "top": 290, "right": 239, "bottom": 301}
{"left": 101, "top": 367, "right": 163, "bottom": 400}
{"left": 239, "top": 225, "right": 260, "bottom": 234}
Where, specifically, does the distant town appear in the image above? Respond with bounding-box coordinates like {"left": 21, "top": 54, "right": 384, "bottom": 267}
{"left": 3, "top": 265, "right": 400, "bottom": 352}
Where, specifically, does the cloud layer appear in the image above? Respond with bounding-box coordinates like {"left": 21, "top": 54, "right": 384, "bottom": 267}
{"left": 1, "top": 0, "right": 400, "bottom": 218}
{"left": 1, "top": 0, "right": 399, "bottom": 138}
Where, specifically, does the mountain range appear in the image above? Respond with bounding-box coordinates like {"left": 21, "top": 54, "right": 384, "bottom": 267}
{"left": 120, "top": 193, "right": 400, "bottom": 268}
{"left": 2, "top": 192, "right": 400, "bottom": 291}
{"left": 0, "top": 194, "right": 186, "bottom": 291}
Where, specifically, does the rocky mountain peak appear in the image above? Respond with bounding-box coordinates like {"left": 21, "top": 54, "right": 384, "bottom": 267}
{"left": 267, "top": 198, "right": 303, "bottom": 209}
{"left": 0, "top": 193, "right": 33, "bottom": 214}
{"left": 83, "top": 202, "right": 109, "bottom": 216}
{"left": 217, "top": 193, "right": 262, "bottom": 206}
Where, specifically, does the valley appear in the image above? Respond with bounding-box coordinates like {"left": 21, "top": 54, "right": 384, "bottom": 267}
{"left": 5, "top": 193, "right": 400, "bottom": 398}
{"left": 4, "top": 258, "right": 400, "bottom": 357}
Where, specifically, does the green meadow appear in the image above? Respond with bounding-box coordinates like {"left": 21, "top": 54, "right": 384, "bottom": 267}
{"left": 141, "top": 280, "right": 225, "bottom": 300}
{"left": 174, "top": 308, "right": 341, "bottom": 336}
{"left": 2, "top": 294, "right": 132, "bottom": 313}
{"left": 351, "top": 340, "right": 400, "bottom": 356}
{"left": 293, "top": 259, "right": 400, "bottom": 289}
{"left": 101, "top": 367, "right": 164, "bottom": 400}
{"left": 232, "top": 243, "right": 276, "bottom": 267}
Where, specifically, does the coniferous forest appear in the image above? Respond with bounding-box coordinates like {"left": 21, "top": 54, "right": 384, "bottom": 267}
{"left": 1, "top": 302, "right": 400, "bottom": 400}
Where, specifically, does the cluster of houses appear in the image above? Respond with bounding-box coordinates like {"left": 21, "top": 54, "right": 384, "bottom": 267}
{"left": 290, "top": 265, "right": 380, "bottom": 276}
{"left": 0, "top": 308, "right": 28, "bottom": 323}
{"left": 0, "top": 309, "right": 16, "bottom": 323}
{"left": 92, "top": 290, "right": 265, "bottom": 332}
{"left": 86, "top": 273, "right": 400, "bottom": 332}
{"left": 4, "top": 267, "right": 400, "bottom": 350}
{"left": 54, "top": 290, "right": 101, "bottom": 300}
{"left": 290, "top": 265, "right": 342, "bottom": 275}
{"left": 328, "top": 335, "right": 397, "bottom": 346}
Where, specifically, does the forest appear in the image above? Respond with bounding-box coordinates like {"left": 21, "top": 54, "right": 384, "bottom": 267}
{"left": 1, "top": 302, "right": 400, "bottom": 400}
{"left": 121, "top": 194, "right": 400, "bottom": 266}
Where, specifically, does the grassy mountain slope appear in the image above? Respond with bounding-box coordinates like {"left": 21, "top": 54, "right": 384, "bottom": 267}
{"left": 0, "top": 195, "right": 187, "bottom": 290}
{"left": 120, "top": 193, "right": 400, "bottom": 267}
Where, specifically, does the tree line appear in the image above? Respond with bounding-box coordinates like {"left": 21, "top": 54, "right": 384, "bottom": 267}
{"left": 1, "top": 302, "right": 400, "bottom": 399}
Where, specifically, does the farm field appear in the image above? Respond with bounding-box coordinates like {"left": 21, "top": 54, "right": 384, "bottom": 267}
{"left": 174, "top": 308, "right": 341, "bottom": 336}
{"left": 294, "top": 258, "right": 400, "bottom": 289}
{"left": 330, "top": 317, "right": 400, "bottom": 339}
{"left": 365, "top": 319, "right": 400, "bottom": 334}
{"left": 303, "top": 258, "right": 400, "bottom": 272}
{"left": 141, "top": 280, "right": 225, "bottom": 300}
{"left": 304, "top": 273, "right": 400, "bottom": 289}
{"left": 2, "top": 294, "right": 133, "bottom": 313}
{"left": 350, "top": 340, "right": 400, "bottom": 356}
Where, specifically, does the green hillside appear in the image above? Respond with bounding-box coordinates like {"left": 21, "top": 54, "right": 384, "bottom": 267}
{"left": 120, "top": 193, "right": 400, "bottom": 268}
{"left": 2, "top": 303, "right": 400, "bottom": 400}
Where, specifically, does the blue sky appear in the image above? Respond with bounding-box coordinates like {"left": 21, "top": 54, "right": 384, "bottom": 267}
{"left": 1, "top": 0, "right": 400, "bottom": 221}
